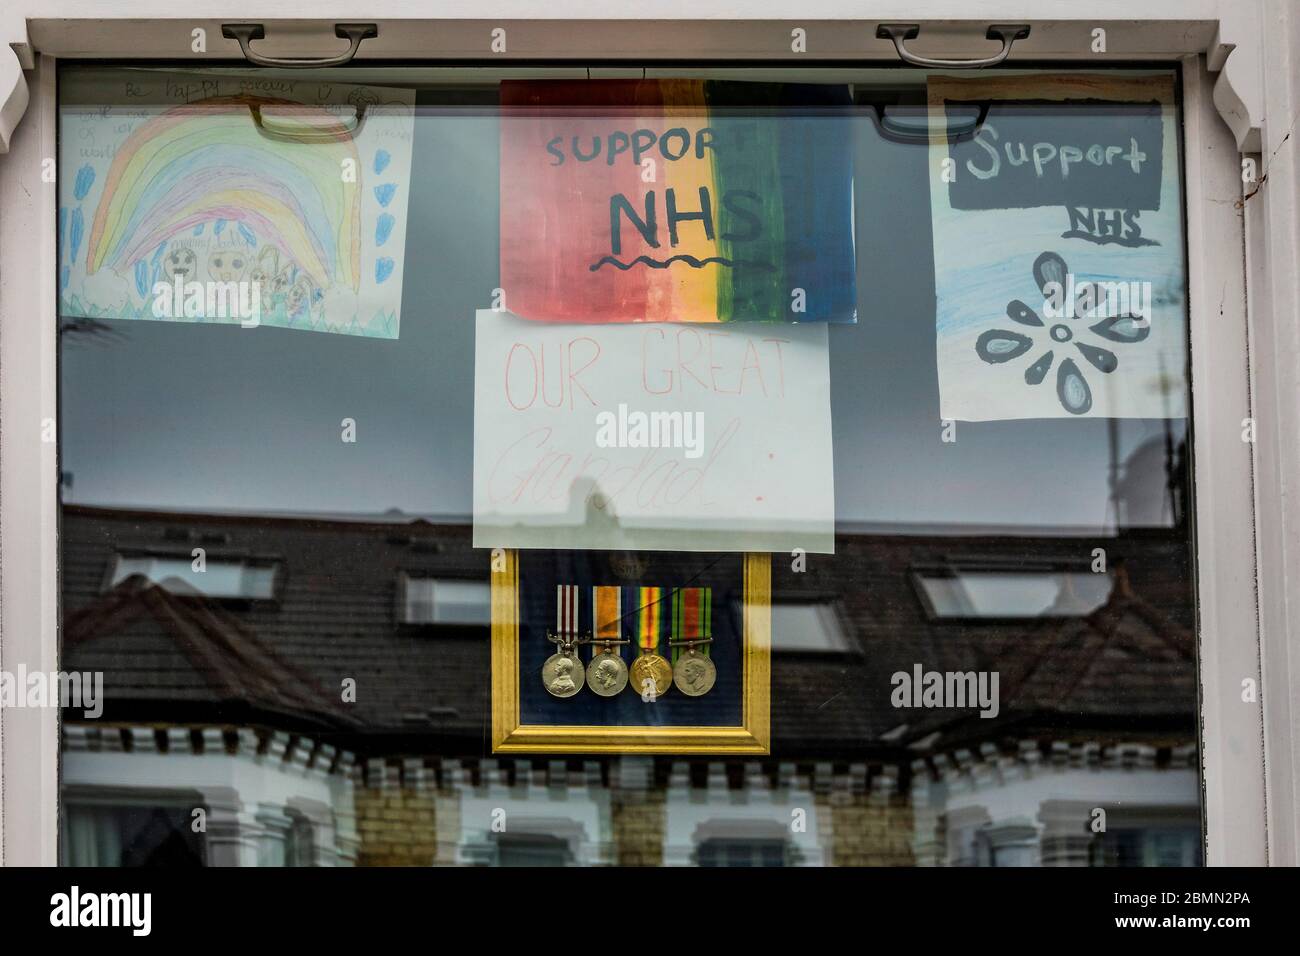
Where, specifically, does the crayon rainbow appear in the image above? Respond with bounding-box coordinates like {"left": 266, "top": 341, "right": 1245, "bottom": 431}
{"left": 85, "top": 96, "right": 362, "bottom": 291}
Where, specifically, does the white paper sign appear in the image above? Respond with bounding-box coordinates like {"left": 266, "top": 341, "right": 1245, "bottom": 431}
{"left": 473, "top": 311, "right": 835, "bottom": 553}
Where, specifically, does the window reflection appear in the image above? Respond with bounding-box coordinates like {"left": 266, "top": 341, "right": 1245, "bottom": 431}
{"left": 107, "top": 553, "right": 279, "bottom": 601}
{"left": 914, "top": 566, "right": 1114, "bottom": 619}
{"left": 769, "top": 602, "right": 853, "bottom": 652}
{"left": 400, "top": 575, "right": 492, "bottom": 627}
{"left": 62, "top": 798, "right": 206, "bottom": 867}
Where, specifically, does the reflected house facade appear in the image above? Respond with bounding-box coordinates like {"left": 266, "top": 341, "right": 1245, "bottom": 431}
{"left": 58, "top": 485, "right": 1200, "bottom": 867}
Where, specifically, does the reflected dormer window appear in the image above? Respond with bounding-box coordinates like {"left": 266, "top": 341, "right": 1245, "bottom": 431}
{"left": 400, "top": 574, "right": 490, "bottom": 626}
{"left": 106, "top": 553, "right": 278, "bottom": 600}
{"left": 913, "top": 564, "right": 1113, "bottom": 621}
{"left": 769, "top": 601, "right": 853, "bottom": 653}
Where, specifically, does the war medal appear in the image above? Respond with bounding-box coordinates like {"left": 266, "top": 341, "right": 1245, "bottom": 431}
{"left": 543, "top": 584, "right": 586, "bottom": 698}
{"left": 588, "top": 585, "right": 630, "bottom": 697}
{"left": 629, "top": 586, "right": 672, "bottom": 699}
{"left": 671, "top": 587, "right": 716, "bottom": 697}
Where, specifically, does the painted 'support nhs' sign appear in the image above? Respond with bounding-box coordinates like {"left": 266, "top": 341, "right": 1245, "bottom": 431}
{"left": 929, "top": 74, "right": 1188, "bottom": 422}
{"left": 498, "top": 79, "right": 858, "bottom": 325}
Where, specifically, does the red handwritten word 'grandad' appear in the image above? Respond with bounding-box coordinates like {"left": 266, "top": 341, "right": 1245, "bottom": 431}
{"left": 485, "top": 419, "right": 741, "bottom": 513}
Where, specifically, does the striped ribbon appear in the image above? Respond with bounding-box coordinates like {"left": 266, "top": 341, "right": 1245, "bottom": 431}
{"left": 636, "top": 586, "right": 662, "bottom": 652}
{"left": 556, "top": 584, "right": 579, "bottom": 635}
{"left": 672, "top": 587, "right": 712, "bottom": 662}
{"left": 593, "top": 586, "right": 622, "bottom": 642}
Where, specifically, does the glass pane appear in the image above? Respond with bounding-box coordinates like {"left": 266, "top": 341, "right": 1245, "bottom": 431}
{"left": 57, "top": 64, "right": 1200, "bottom": 867}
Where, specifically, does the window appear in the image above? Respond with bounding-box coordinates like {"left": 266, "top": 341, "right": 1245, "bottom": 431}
{"left": 61, "top": 801, "right": 205, "bottom": 867}
{"left": 697, "top": 838, "right": 792, "bottom": 867}
{"left": 52, "top": 61, "right": 1202, "bottom": 869}
{"left": 400, "top": 575, "right": 491, "bottom": 626}
{"left": 491, "top": 834, "right": 574, "bottom": 867}
{"left": 770, "top": 601, "right": 853, "bottom": 653}
{"left": 1090, "top": 826, "right": 1202, "bottom": 867}
{"left": 913, "top": 565, "right": 1114, "bottom": 620}
{"left": 106, "top": 553, "right": 278, "bottom": 600}
{"left": 284, "top": 811, "right": 317, "bottom": 868}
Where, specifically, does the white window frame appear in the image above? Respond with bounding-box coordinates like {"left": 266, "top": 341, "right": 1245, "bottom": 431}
{"left": 1, "top": 1, "right": 1292, "bottom": 868}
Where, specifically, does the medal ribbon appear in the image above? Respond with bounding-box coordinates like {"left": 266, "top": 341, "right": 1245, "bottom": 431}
{"left": 672, "top": 587, "right": 712, "bottom": 663}
{"left": 637, "top": 586, "right": 662, "bottom": 653}
{"left": 556, "top": 584, "right": 579, "bottom": 636}
{"left": 593, "top": 586, "right": 622, "bottom": 658}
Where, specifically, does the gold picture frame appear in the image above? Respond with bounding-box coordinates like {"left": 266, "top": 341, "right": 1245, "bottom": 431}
{"left": 491, "top": 550, "right": 770, "bottom": 755}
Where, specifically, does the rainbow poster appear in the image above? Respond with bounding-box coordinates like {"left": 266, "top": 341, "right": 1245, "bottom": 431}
{"left": 499, "top": 80, "right": 857, "bottom": 324}
{"left": 58, "top": 71, "right": 414, "bottom": 337}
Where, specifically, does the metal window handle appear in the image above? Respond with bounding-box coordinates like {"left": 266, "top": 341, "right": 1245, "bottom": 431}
{"left": 247, "top": 102, "right": 366, "bottom": 142}
{"left": 871, "top": 102, "right": 989, "bottom": 146}
{"left": 222, "top": 23, "right": 378, "bottom": 68}
{"left": 876, "top": 24, "right": 1030, "bottom": 70}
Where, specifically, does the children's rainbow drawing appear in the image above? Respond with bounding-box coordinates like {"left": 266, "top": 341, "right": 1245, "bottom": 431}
{"left": 59, "top": 74, "right": 414, "bottom": 338}
{"left": 86, "top": 97, "right": 362, "bottom": 293}
{"left": 499, "top": 80, "right": 857, "bottom": 324}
